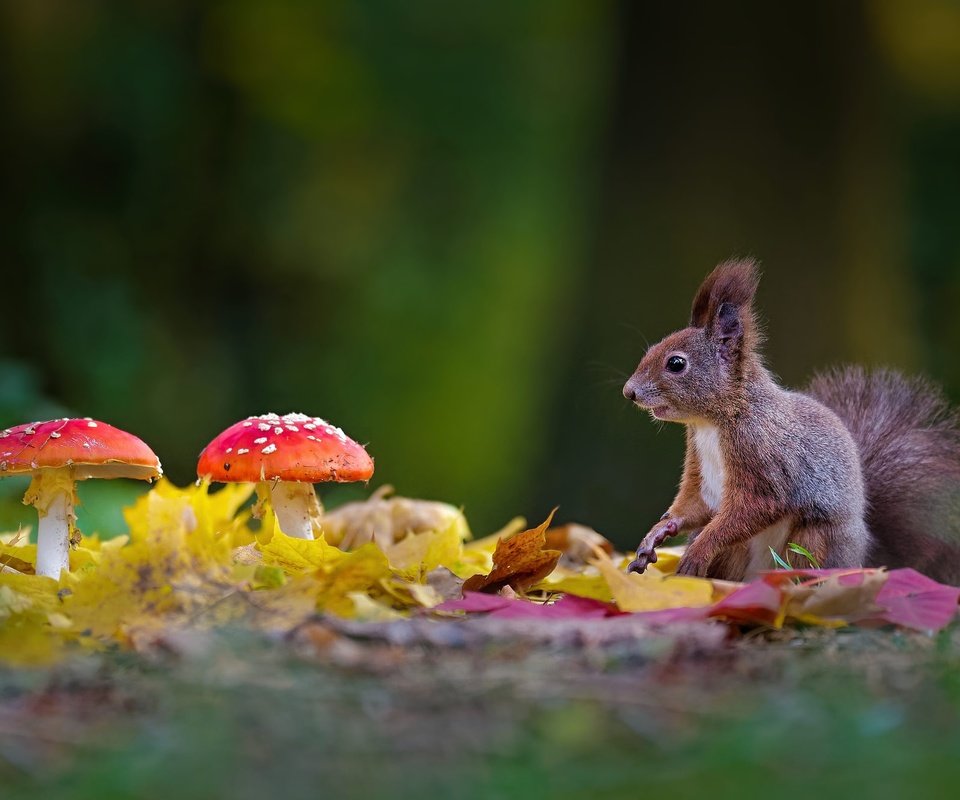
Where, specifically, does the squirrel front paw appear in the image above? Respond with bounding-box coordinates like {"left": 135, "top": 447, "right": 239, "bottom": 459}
{"left": 626, "top": 517, "right": 680, "bottom": 574}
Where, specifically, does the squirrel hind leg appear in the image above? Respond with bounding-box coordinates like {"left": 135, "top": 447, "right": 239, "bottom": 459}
{"left": 790, "top": 518, "right": 869, "bottom": 570}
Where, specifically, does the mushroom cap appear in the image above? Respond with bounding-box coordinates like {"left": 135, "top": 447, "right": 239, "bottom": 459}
{"left": 0, "top": 418, "right": 162, "bottom": 480}
{"left": 197, "top": 412, "right": 374, "bottom": 484}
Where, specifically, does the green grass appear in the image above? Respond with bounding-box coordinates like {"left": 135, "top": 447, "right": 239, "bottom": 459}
{"left": 3, "top": 623, "right": 960, "bottom": 800}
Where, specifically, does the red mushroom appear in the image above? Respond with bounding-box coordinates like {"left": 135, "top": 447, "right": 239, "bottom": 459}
{"left": 0, "top": 418, "right": 162, "bottom": 578}
{"left": 196, "top": 413, "right": 374, "bottom": 540}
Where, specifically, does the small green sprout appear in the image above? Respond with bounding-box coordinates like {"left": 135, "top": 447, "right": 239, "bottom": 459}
{"left": 770, "top": 542, "right": 823, "bottom": 570}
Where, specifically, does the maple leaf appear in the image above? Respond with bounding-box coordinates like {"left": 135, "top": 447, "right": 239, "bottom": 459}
{"left": 313, "top": 543, "right": 392, "bottom": 618}
{"left": 258, "top": 532, "right": 347, "bottom": 575}
{"left": 0, "top": 572, "right": 66, "bottom": 665}
{"left": 62, "top": 481, "right": 241, "bottom": 641}
{"left": 462, "top": 510, "right": 562, "bottom": 594}
{"left": 384, "top": 522, "right": 463, "bottom": 580}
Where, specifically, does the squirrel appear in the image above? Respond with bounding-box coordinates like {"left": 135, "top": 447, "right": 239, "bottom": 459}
{"left": 622, "top": 258, "right": 960, "bottom": 584}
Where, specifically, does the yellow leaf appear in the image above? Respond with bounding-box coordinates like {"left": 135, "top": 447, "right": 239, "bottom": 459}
{"left": 348, "top": 593, "right": 406, "bottom": 621}
{"left": 0, "top": 572, "right": 59, "bottom": 613}
{"left": 65, "top": 483, "right": 239, "bottom": 639}
{"left": 385, "top": 522, "right": 463, "bottom": 579}
{"left": 536, "top": 567, "right": 613, "bottom": 602}
{"left": 595, "top": 555, "right": 713, "bottom": 612}
{"left": 379, "top": 577, "right": 445, "bottom": 609}
{"left": 259, "top": 532, "right": 346, "bottom": 575}
{"left": 315, "top": 543, "right": 391, "bottom": 618}
{"left": 0, "top": 612, "right": 66, "bottom": 665}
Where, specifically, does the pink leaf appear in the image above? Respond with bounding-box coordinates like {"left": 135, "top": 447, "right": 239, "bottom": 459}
{"left": 710, "top": 580, "right": 782, "bottom": 625}
{"left": 873, "top": 568, "right": 960, "bottom": 632}
{"left": 436, "top": 592, "right": 619, "bottom": 619}
{"left": 436, "top": 593, "right": 514, "bottom": 613}
{"left": 490, "top": 594, "right": 616, "bottom": 619}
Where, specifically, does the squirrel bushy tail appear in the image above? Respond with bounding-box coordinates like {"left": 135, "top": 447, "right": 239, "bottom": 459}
{"left": 807, "top": 366, "right": 960, "bottom": 583}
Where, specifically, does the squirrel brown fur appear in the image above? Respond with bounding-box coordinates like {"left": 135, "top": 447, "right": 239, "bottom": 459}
{"left": 623, "top": 258, "right": 960, "bottom": 584}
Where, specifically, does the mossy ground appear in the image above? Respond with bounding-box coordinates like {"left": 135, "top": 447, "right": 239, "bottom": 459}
{"left": 3, "top": 621, "right": 960, "bottom": 800}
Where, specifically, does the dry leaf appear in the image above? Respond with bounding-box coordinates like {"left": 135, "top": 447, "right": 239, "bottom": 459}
{"left": 321, "top": 485, "right": 470, "bottom": 550}
{"left": 594, "top": 553, "right": 714, "bottom": 612}
{"left": 544, "top": 523, "right": 613, "bottom": 566}
{"left": 462, "top": 510, "right": 562, "bottom": 594}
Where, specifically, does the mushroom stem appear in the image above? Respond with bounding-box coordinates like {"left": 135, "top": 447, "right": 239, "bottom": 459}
{"left": 35, "top": 487, "right": 72, "bottom": 579}
{"left": 270, "top": 481, "right": 323, "bottom": 540}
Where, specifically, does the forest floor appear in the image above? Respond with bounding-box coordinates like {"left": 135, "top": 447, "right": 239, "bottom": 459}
{"left": 3, "top": 617, "right": 960, "bottom": 800}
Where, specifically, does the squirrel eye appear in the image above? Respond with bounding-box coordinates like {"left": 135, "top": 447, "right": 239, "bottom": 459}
{"left": 666, "top": 355, "right": 687, "bottom": 374}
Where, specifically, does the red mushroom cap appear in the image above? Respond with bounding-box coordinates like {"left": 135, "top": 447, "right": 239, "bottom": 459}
{"left": 197, "top": 412, "right": 374, "bottom": 484}
{"left": 0, "top": 418, "right": 162, "bottom": 480}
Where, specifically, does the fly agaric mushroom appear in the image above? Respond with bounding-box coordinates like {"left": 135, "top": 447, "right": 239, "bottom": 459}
{"left": 196, "top": 413, "right": 374, "bottom": 540}
{"left": 0, "top": 418, "right": 162, "bottom": 579}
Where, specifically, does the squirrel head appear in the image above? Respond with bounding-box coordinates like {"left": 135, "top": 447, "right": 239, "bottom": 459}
{"left": 623, "top": 258, "right": 761, "bottom": 423}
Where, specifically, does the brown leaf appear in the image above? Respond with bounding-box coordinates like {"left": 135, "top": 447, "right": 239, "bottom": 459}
{"left": 782, "top": 570, "right": 887, "bottom": 622}
{"left": 544, "top": 523, "right": 614, "bottom": 566}
{"left": 462, "top": 510, "right": 562, "bottom": 594}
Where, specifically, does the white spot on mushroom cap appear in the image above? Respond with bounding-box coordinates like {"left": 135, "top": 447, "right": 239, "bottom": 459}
{"left": 50, "top": 431, "right": 61, "bottom": 439}
{"left": 253, "top": 437, "right": 268, "bottom": 445}
{"left": 225, "top": 447, "right": 233, "bottom": 454}
{"left": 262, "top": 443, "right": 277, "bottom": 454}
{"left": 87, "top": 421, "right": 98, "bottom": 428}
{"left": 237, "top": 448, "right": 250, "bottom": 455}
{"left": 273, "top": 427, "right": 283, "bottom": 435}
{"left": 258, "top": 423, "right": 271, "bottom": 431}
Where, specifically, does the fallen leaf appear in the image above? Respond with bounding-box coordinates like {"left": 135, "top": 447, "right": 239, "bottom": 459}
{"left": 321, "top": 485, "right": 471, "bottom": 550}
{"left": 782, "top": 570, "right": 886, "bottom": 625}
{"left": 534, "top": 566, "right": 613, "bottom": 602}
{"left": 385, "top": 522, "right": 463, "bottom": 579}
{"left": 544, "top": 523, "right": 613, "bottom": 566}
{"left": 259, "top": 533, "right": 346, "bottom": 575}
{"left": 462, "top": 510, "right": 562, "bottom": 594}
{"left": 873, "top": 568, "right": 960, "bottom": 632}
{"left": 436, "top": 591, "right": 618, "bottom": 619}
{"left": 314, "top": 543, "right": 392, "bottom": 618}
{"left": 594, "top": 554, "right": 714, "bottom": 613}
{"left": 709, "top": 580, "right": 782, "bottom": 625}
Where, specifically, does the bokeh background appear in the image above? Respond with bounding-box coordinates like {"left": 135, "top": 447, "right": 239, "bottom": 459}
{"left": 2, "top": 0, "right": 960, "bottom": 548}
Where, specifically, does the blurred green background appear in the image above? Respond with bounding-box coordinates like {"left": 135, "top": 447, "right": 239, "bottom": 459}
{"left": 2, "top": 0, "right": 960, "bottom": 547}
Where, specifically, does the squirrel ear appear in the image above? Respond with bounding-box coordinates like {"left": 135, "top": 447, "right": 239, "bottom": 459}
{"left": 690, "top": 258, "right": 759, "bottom": 328}
{"left": 711, "top": 302, "right": 743, "bottom": 362}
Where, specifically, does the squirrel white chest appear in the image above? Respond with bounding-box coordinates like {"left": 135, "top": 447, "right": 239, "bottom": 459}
{"left": 692, "top": 424, "right": 726, "bottom": 511}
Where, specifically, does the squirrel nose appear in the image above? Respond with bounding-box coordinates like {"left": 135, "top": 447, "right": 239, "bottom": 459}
{"left": 623, "top": 380, "right": 639, "bottom": 402}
